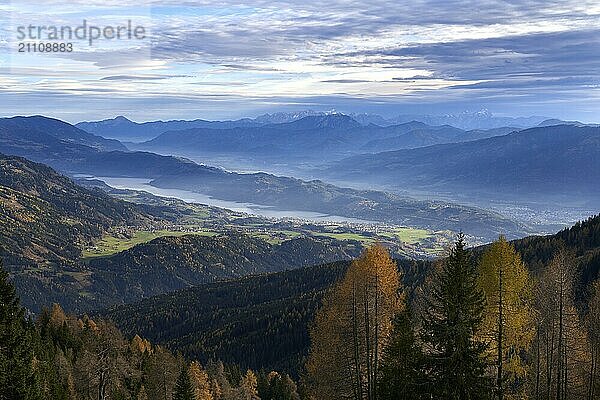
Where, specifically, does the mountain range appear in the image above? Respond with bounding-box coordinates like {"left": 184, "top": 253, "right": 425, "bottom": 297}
{"left": 326, "top": 124, "right": 600, "bottom": 203}
{"left": 134, "top": 114, "right": 525, "bottom": 163}
{"left": 76, "top": 109, "right": 557, "bottom": 142}
{"left": 0, "top": 115, "right": 526, "bottom": 240}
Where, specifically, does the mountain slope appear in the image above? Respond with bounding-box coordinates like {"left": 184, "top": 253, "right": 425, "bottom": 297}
{"left": 328, "top": 125, "right": 600, "bottom": 200}
{"left": 0, "top": 154, "right": 152, "bottom": 267}
{"left": 88, "top": 234, "right": 362, "bottom": 301}
{"left": 102, "top": 258, "right": 431, "bottom": 375}
{"left": 1, "top": 116, "right": 126, "bottom": 151}
{"left": 76, "top": 115, "right": 263, "bottom": 142}
{"left": 511, "top": 214, "right": 600, "bottom": 297}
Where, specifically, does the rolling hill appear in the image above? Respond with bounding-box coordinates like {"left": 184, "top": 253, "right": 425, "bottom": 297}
{"left": 87, "top": 234, "right": 362, "bottom": 302}
{"left": 149, "top": 170, "right": 528, "bottom": 239}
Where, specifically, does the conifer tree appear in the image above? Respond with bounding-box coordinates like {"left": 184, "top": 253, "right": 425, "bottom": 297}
{"left": 378, "top": 307, "right": 426, "bottom": 400}
{"left": 189, "top": 361, "right": 213, "bottom": 400}
{"left": 0, "top": 259, "right": 43, "bottom": 400}
{"left": 421, "top": 233, "right": 491, "bottom": 399}
{"left": 239, "top": 369, "right": 259, "bottom": 400}
{"left": 531, "top": 249, "right": 592, "bottom": 399}
{"left": 174, "top": 365, "right": 195, "bottom": 400}
{"left": 585, "top": 280, "right": 599, "bottom": 400}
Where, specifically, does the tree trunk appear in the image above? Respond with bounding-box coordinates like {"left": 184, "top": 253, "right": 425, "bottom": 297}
{"left": 497, "top": 265, "right": 504, "bottom": 400}
{"left": 556, "top": 280, "right": 564, "bottom": 400}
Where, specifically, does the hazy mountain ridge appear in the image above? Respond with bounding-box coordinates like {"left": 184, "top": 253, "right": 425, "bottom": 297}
{"left": 1, "top": 116, "right": 126, "bottom": 151}
{"left": 76, "top": 115, "right": 264, "bottom": 142}
{"left": 327, "top": 124, "right": 600, "bottom": 201}
{"left": 138, "top": 114, "right": 523, "bottom": 159}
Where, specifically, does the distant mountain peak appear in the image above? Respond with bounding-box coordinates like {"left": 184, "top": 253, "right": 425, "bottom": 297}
{"left": 285, "top": 113, "right": 361, "bottom": 130}
{"left": 113, "top": 115, "right": 132, "bottom": 122}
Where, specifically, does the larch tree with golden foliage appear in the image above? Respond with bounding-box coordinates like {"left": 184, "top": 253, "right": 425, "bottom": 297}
{"left": 189, "top": 361, "right": 213, "bottom": 400}
{"left": 477, "top": 236, "right": 535, "bottom": 399}
{"left": 531, "top": 248, "right": 591, "bottom": 400}
{"left": 305, "top": 244, "right": 402, "bottom": 400}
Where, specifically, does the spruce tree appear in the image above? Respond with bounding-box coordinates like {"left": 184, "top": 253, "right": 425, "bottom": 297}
{"left": 421, "top": 233, "right": 491, "bottom": 399}
{"left": 173, "top": 365, "right": 195, "bottom": 400}
{"left": 378, "top": 307, "right": 426, "bottom": 400}
{"left": 0, "top": 259, "right": 43, "bottom": 400}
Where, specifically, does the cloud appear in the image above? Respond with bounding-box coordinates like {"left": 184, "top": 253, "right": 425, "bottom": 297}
{"left": 100, "top": 74, "right": 189, "bottom": 81}
{"left": 1, "top": 0, "right": 599, "bottom": 121}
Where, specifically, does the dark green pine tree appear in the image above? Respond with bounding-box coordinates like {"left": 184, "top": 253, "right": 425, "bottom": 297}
{"left": 420, "top": 233, "right": 492, "bottom": 400}
{"left": 378, "top": 307, "right": 427, "bottom": 400}
{"left": 173, "top": 365, "right": 195, "bottom": 400}
{"left": 0, "top": 259, "right": 43, "bottom": 400}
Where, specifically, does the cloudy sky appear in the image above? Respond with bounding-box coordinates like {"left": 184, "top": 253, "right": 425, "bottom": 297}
{"left": 1, "top": 0, "right": 599, "bottom": 122}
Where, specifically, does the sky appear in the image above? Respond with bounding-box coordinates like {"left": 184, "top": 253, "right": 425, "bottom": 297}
{"left": 0, "top": 0, "right": 599, "bottom": 123}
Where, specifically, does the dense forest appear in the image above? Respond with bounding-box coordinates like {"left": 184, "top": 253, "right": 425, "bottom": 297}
{"left": 3, "top": 218, "right": 599, "bottom": 399}
{"left": 103, "top": 259, "right": 430, "bottom": 375}
{"left": 0, "top": 260, "right": 302, "bottom": 400}
{"left": 303, "top": 237, "right": 599, "bottom": 399}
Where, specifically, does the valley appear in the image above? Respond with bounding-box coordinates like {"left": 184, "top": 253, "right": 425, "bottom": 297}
{"left": 1, "top": 112, "right": 598, "bottom": 400}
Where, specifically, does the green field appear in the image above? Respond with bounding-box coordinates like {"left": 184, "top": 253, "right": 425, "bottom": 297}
{"left": 83, "top": 224, "right": 440, "bottom": 260}
{"left": 314, "top": 227, "right": 432, "bottom": 245}
{"left": 383, "top": 227, "right": 432, "bottom": 243}
{"left": 83, "top": 229, "right": 218, "bottom": 258}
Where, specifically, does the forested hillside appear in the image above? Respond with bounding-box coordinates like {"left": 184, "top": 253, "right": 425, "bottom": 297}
{"left": 0, "top": 154, "right": 154, "bottom": 266}
{"left": 511, "top": 214, "right": 600, "bottom": 299}
{"left": 103, "top": 258, "right": 432, "bottom": 374}
{"left": 0, "top": 263, "right": 303, "bottom": 400}
{"left": 88, "top": 234, "right": 362, "bottom": 302}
